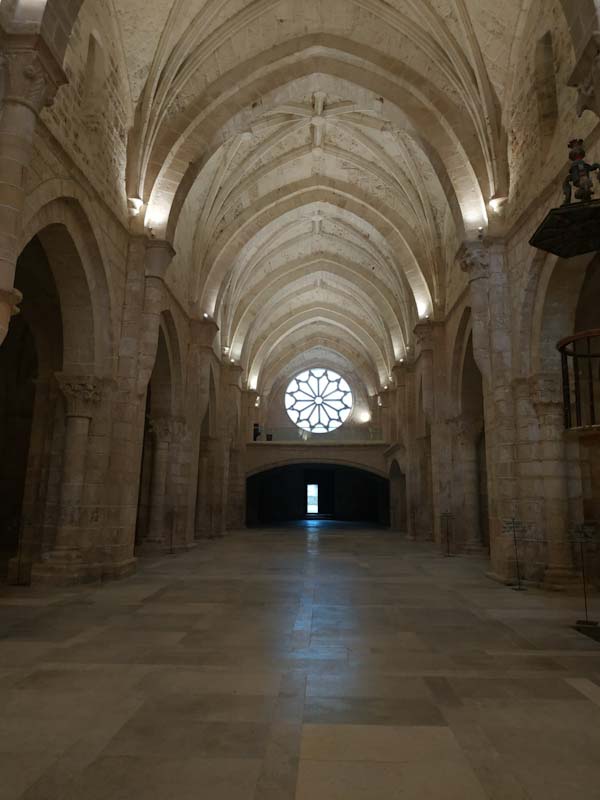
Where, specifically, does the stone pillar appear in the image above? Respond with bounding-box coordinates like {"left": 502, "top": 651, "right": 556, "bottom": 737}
{"left": 532, "top": 375, "right": 577, "bottom": 588}
{"left": 0, "top": 35, "right": 65, "bottom": 345}
{"left": 225, "top": 363, "right": 245, "bottom": 530}
{"left": 395, "top": 362, "right": 419, "bottom": 539}
{"left": 31, "top": 374, "right": 103, "bottom": 584}
{"left": 451, "top": 416, "right": 484, "bottom": 553}
{"left": 459, "top": 239, "right": 517, "bottom": 580}
{"left": 415, "top": 320, "right": 452, "bottom": 547}
{"left": 186, "top": 318, "right": 219, "bottom": 542}
{"left": 143, "top": 416, "right": 173, "bottom": 551}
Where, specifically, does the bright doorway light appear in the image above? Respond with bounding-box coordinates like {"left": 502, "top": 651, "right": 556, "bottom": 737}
{"left": 307, "top": 484, "right": 319, "bottom": 515}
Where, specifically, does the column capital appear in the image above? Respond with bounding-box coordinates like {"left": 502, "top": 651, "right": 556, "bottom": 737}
{"left": 145, "top": 239, "right": 176, "bottom": 280}
{"left": 55, "top": 374, "right": 106, "bottom": 418}
{"left": 222, "top": 362, "right": 244, "bottom": 388}
{"left": 568, "top": 31, "right": 600, "bottom": 117}
{"left": 148, "top": 415, "right": 174, "bottom": 443}
{"left": 0, "top": 33, "right": 66, "bottom": 113}
{"left": 189, "top": 317, "right": 219, "bottom": 349}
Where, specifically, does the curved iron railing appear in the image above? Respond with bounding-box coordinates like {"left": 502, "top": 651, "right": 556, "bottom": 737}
{"left": 557, "top": 329, "right": 600, "bottom": 430}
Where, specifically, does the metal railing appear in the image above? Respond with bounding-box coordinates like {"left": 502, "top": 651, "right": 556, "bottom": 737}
{"left": 557, "top": 329, "right": 600, "bottom": 430}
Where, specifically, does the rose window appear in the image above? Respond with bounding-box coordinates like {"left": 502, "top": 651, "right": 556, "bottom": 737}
{"left": 285, "top": 369, "right": 353, "bottom": 433}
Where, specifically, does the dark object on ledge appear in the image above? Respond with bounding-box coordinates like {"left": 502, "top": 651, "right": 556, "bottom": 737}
{"left": 563, "top": 139, "right": 599, "bottom": 205}
{"left": 530, "top": 140, "right": 600, "bottom": 259}
{"left": 530, "top": 200, "right": 600, "bottom": 258}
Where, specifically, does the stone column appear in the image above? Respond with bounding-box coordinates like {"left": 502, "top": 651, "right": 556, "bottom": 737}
{"left": 396, "top": 362, "right": 419, "bottom": 539}
{"left": 415, "top": 319, "right": 451, "bottom": 547}
{"left": 0, "top": 35, "right": 65, "bottom": 345}
{"left": 226, "top": 363, "right": 245, "bottom": 531}
{"left": 451, "top": 415, "right": 484, "bottom": 553}
{"left": 143, "top": 416, "right": 173, "bottom": 551}
{"left": 459, "top": 239, "right": 517, "bottom": 580}
{"left": 532, "top": 375, "right": 577, "bottom": 588}
{"left": 186, "top": 318, "right": 219, "bottom": 542}
{"left": 31, "top": 374, "right": 102, "bottom": 583}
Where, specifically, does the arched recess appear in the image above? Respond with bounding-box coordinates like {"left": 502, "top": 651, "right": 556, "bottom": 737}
{"left": 530, "top": 253, "right": 596, "bottom": 379}
{"left": 136, "top": 313, "right": 184, "bottom": 552}
{"left": 0, "top": 213, "right": 104, "bottom": 581}
{"left": 531, "top": 253, "right": 600, "bottom": 530}
{"left": 456, "top": 332, "right": 489, "bottom": 552}
{"left": 19, "top": 196, "right": 116, "bottom": 377}
{"left": 246, "top": 462, "right": 390, "bottom": 527}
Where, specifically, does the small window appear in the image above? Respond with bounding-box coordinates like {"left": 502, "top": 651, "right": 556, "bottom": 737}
{"left": 307, "top": 484, "right": 319, "bottom": 515}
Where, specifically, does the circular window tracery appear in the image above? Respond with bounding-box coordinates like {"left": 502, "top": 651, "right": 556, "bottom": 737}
{"left": 285, "top": 369, "right": 353, "bottom": 433}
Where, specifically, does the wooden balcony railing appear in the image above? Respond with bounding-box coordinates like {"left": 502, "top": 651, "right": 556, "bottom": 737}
{"left": 557, "top": 329, "right": 600, "bottom": 430}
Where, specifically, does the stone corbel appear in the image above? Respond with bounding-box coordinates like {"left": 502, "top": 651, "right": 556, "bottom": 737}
{"left": 568, "top": 31, "right": 600, "bottom": 118}
{"left": 0, "top": 286, "right": 22, "bottom": 316}
{"left": 413, "top": 320, "right": 443, "bottom": 353}
{"left": 0, "top": 34, "right": 66, "bottom": 112}
{"left": 458, "top": 241, "right": 490, "bottom": 283}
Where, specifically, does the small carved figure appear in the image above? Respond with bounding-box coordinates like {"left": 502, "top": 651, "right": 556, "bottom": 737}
{"left": 563, "top": 139, "right": 600, "bottom": 205}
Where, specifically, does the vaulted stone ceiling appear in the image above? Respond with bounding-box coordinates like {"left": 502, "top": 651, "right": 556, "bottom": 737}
{"left": 63, "top": 0, "right": 584, "bottom": 396}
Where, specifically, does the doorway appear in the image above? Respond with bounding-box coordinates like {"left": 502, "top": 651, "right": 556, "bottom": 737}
{"left": 307, "top": 483, "right": 319, "bottom": 515}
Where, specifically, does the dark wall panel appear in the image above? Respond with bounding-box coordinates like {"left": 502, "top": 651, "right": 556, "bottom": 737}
{"left": 246, "top": 463, "right": 389, "bottom": 526}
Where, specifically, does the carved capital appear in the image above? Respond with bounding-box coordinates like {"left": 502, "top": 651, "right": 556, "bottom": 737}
{"left": 1, "top": 35, "right": 66, "bottom": 113}
{"left": 55, "top": 374, "right": 104, "bottom": 418}
{"left": 413, "top": 320, "right": 443, "bottom": 350}
{"left": 148, "top": 415, "right": 188, "bottom": 443}
{"left": 189, "top": 318, "right": 219, "bottom": 350}
{"left": 458, "top": 241, "right": 490, "bottom": 281}
{"left": 145, "top": 239, "right": 176, "bottom": 280}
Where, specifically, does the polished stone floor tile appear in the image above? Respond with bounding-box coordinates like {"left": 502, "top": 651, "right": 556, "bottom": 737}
{"left": 0, "top": 525, "right": 599, "bottom": 799}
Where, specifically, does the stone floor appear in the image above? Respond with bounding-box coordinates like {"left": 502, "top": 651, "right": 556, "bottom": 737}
{"left": 1, "top": 522, "right": 600, "bottom": 799}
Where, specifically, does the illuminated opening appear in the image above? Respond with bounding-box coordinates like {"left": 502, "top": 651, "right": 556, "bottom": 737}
{"left": 307, "top": 484, "right": 319, "bottom": 515}
{"left": 285, "top": 368, "right": 353, "bottom": 434}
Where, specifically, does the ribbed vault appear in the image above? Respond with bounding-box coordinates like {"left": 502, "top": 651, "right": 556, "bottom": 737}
{"left": 35, "top": 0, "right": 585, "bottom": 406}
